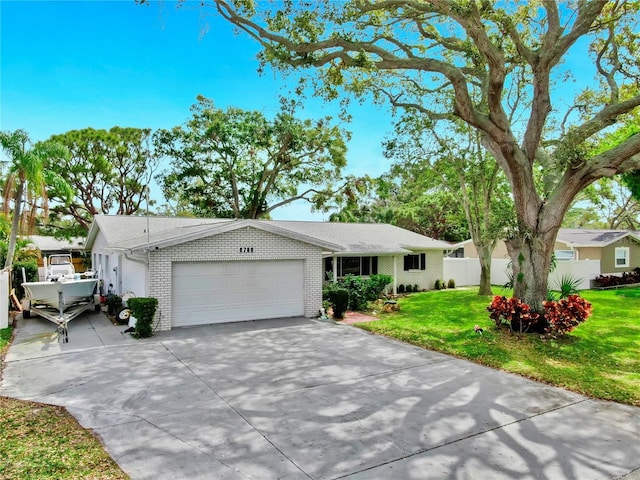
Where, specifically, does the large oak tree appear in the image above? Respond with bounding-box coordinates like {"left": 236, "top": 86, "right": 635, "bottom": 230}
{"left": 154, "top": 96, "right": 347, "bottom": 219}
{"left": 160, "top": 0, "right": 640, "bottom": 311}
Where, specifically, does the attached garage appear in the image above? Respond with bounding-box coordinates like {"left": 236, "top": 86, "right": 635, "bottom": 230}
{"left": 171, "top": 260, "right": 305, "bottom": 327}
{"left": 87, "top": 215, "right": 451, "bottom": 332}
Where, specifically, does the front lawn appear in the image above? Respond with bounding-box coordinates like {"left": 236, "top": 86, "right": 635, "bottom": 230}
{"left": 357, "top": 287, "right": 640, "bottom": 406}
{"left": 0, "top": 396, "right": 129, "bottom": 480}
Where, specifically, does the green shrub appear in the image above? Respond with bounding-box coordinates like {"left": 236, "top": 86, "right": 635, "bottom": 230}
{"left": 337, "top": 275, "right": 369, "bottom": 310}
{"left": 405, "top": 284, "right": 413, "bottom": 293}
{"left": 398, "top": 284, "right": 405, "bottom": 293}
{"left": 11, "top": 261, "right": 38, "bottom": 299}
{"left": 106, "top": 294, "right": 123, "bottom": 316}
{"left": 434, "top": 279, "right": 442, "bottom": 290}
{"left": 323, "top": 287, "right": 349, "bottom": 319}
{"left": 324, "top": 274, "right": 394, "bottom": 314}
{"left": 367, "top": 274, "right": 393, "bottom": 300}
{"left": 413, "top": 284, "right": 419, "bottom": 292}
{"left": 447, "top": 279, "right": 456, "bottom": 289}
{"left": 337, "top": 274, "right": 394, "bottom": 310}
{"left": 554, "top": 274, "right": 581, "bottom": 299}
{"left": 127, "top": 297, "right": 158, "bottom": 339}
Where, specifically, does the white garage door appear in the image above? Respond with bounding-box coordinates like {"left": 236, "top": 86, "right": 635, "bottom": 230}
{"left": 172, "top": 260, "right": 304, "bottom": 327}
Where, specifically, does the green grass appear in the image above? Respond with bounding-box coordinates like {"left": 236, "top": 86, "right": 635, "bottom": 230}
{"left": 1, "top": 326, "right": 128, "bottom": 479}
{"left": 0, "top": 396, "right": 129, "bottom": 480}
{"left": 357, "top": 287, "right": 640, "bottom": 406}
{"left": 1, "top": 325, "right": 12, "bottom": 353}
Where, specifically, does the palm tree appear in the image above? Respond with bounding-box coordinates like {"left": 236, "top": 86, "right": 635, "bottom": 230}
{"left": 1, "top": 129, "right": 69, "bottom": 269}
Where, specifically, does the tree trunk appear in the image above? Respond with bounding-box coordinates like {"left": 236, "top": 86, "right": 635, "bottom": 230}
{"left": 476, "top": 244, "right": 493, "bottom": 296}
{"left": 505, "top": 226, "right": 557, "bottom": 316}
{"left": 4, "top": 182, "right": 24, "bottom": 269}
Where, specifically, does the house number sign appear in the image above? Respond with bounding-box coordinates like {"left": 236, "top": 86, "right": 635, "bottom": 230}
{"left": 239, "top": 247, "right": 254, "bottom": 253}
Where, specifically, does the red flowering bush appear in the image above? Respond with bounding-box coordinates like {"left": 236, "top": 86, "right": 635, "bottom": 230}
{"left": 488, "top": 294, "right": 592, "bottom": 336}
{"left": 543, "top": 294, "right": 592, "bottom": 336}
{"left": 487, "top": 295, "right": 541, "bottom": 333}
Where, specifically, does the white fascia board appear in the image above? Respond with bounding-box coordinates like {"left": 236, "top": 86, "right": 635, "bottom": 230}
{"left": 399, "top": 244, "right": 453, "bottom": 251}
{"left": 84, "top": 219, "right": 101, "bottom": 250}
{"left": 324, "top": 250, "right": 412, "bottom": 257}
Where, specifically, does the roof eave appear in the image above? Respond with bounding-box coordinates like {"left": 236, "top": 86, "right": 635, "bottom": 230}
{"left": 122, "top": 219, "right": 345, "bottom": 253}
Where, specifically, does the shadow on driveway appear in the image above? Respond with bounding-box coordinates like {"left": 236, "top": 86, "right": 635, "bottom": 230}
{"left": 2, "top": 313, "right": 639, "bottom": 479}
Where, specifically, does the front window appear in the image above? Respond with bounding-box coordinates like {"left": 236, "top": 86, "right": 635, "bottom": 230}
{"left": 615, "top": 247, "right": 629, "bottom": 268}
{"left": 325, "top": 257, "right": 378, "bottom": 277}
{"left": 404, "top": 253, "right": 426, "bottom": 271}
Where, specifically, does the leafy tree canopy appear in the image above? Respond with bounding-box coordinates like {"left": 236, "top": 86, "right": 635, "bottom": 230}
{"left": 326, "top": 173, "right": 470, "bottom": 242}
{"left": 46, "top": 126, "right": 158, "bottom": 233}
{"left": 154, "top": 96, "right": 348, "bottom": 219}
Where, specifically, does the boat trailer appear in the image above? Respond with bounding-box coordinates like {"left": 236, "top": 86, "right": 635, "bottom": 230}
{"left": 24, "top": 292, "right": 100, "bottom": 343}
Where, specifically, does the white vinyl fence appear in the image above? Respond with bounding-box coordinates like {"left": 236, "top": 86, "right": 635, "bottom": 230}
{"left": 443, "top": 258, "right": 600, "bottom": 291}
{"left": 1, "top": 268, "right": 9, "bottom": 328}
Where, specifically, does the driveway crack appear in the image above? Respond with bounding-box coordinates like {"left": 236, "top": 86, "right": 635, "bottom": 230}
{"left": 161, "top": 341, "right": 314, "bottom": 480}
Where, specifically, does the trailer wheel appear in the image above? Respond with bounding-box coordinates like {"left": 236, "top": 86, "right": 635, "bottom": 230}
{"left": 23, "top": 310, "right": 31, "bottom": 319}
{"left": 117, "top": 308, "right": 131, "bottom": 325}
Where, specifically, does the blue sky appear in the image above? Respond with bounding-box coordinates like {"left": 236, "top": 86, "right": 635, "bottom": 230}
{"left": 1, "top": 0, "right": 393, "bottom": 220}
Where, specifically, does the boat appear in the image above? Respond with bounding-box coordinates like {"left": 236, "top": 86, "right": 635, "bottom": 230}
{"left": 21, "top": 254, "right": 99, "bottom": 342}
{"left": 23, "top": 277, "right": 99, "bottom": 312}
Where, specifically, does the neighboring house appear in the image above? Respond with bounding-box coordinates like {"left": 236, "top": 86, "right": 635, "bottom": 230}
{"left": 85, "top": 215, "right": 453, "bottom": 331}
{"left": 460, "top": 229, "right": 640, "bottom": 275}
{"left": 555, "top": 229, "right": 640, "bottom": 274}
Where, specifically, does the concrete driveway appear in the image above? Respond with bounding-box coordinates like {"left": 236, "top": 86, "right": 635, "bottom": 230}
{"left": 1, "top": 313, "right": 639, "bottom": 480}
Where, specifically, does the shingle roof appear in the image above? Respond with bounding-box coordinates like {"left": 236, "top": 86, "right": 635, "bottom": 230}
{"left": 88, "top": 215, "right": 453, "bottom": 254}
{"left": 556, "top": 229, "right": 640, "bottom": 247}
{"left": 453, "top": 228, "right": 640, "bottom": 249}
{"left": 88, "top": 215, "right": 228, "bottom": 247}
{"left": 267, "top": 220, "right": 453, "bottom": 253}
{"left": 26, "top": 235, "right": 87, "bottom": 252}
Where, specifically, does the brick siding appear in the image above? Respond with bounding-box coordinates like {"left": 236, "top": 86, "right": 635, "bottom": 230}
{"left": 149, "top": 226, "right": 323, "bottom": 331}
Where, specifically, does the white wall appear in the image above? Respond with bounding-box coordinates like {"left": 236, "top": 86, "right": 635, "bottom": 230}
{"left": 378, "top": 251, "right": 444, "bottom": 292}
{"left": 121, "top": 255, "right": 148, "bottom": 297}
{"left": 444, "top": 258, "right": 600, "bottom": 290}
{"left": 548, "top": 260, "right": 600, "bottom": 290}
{"left": 444, "top": 258, "right": 511, "bottom": 287}
{"left": 1, "top": 268, "right": 8, "bottom": 328}
{"left": 91, "top": 229, "right": 149, "bottom": 297}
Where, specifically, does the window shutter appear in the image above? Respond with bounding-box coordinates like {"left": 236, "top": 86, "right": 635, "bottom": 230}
{"left": 420, "top": 253, "right": 426, "bottom": 270}
{"left": 404, "top": 255, "right": 410, "bottom": 271}
{"left": 372, "top": 256, "right": 378, "bottom": 274}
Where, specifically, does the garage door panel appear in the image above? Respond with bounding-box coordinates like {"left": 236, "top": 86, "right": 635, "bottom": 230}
{"left": 172, "top": 260, "right": 304, "bottom": 327}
